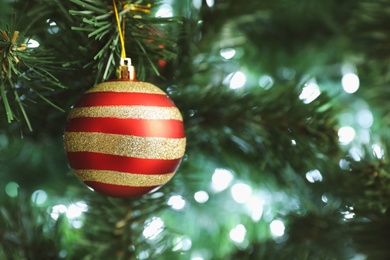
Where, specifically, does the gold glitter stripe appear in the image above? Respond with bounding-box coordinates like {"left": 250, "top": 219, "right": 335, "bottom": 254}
{"left": 74, "top": 169, "right": 175, "bottom": 187}
{"left": 64, "top": 132, "right": 186, "bottom": 160}
{"left": 86, "top": 81, "right": 166, "bottom": 95}
{"left": 67, "top": 106, "right": 183, "bottom": 121}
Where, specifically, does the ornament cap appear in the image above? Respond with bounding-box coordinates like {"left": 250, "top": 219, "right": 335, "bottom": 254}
{"left": 118, "top": 57, "right": 136, "bottom": 80}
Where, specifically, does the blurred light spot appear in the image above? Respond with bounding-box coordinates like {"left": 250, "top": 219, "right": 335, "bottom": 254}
{"left": 66, "top": 201, "right": 88, "bottom": 219}
{"left": 194, "top": 190, "right": 209, "bottom": 203}
{"left": 143, "top": 217, "right": 164, "bottom": 240}
{"left": 342, "top": 73, "right": 359, "bottom": 94}
{"left": 231, "top": 183, "right": 252, "bottom": 204}
{"left": 31, "top": 190, "right": 47, "bottom": 205}
{"left": 291, "top": 139, "right": 297, "bottom": 146}
{"left": 321, "top": 194, "right": 329, "bottom": 203}
{"left": 59, "top": 250, "right": 67, "bottom": 258}
{"left": 278, "top": 67, "right": 296, "bottom": 80}
{"left": 192, "top": 256, "right": 204, "bottom": 260}
{"left": 339, "top": 159, "right": 350, "bottom": 170}
{"left": 358, "top": 129, "right": 371, "bottom": 144}
{"left": 206, "top": 0, "right": 215, "bottom": 7}
{"left": 192, "top": 0, "right": 202, "bottom": 9}
{"left": 150, "top": 192, "right": 164, "bottom": 199}
{"left": 372, "top": 144, "right": 385, "bottom": 159}
{"left": 342, "top": 207, "right": 355, "bottom": 219}
{"left": 138, "top": 251, "right": 150, "bottom": 260}
{"left": 5, "top": 182, "right": 19, "bottom": 197}
{"left": 187, "top": 109, "right": 196, "bottom": 117}
{"left": 258, "top": 75, "right": 274, "bottom": 90}
{"left": 229, "top": 224, "right": 247, "bottom": 243}
{"left": 46, "top": 19, "right": 59, "bottom": 34}
{"left": 211, "top": 168, "right": 233, "bottom": 192}
{"left": 349, "top": 147, "right": 363, "bottom": 161}
{"left": 305, "top": 169, "right": 323, "bottom": 183}
{"left": 172, "top": 236, "right": 192, "bottom": 251}
{"left": 156, "top": 4, "right": 173, "bottom": 17}
{"left": 246, "top": 196, "right": 265, "bottom": 221}
{"left": 338, "top": 126, "right": 356, "bottom": 144}
{"left": 228, "top": 71, "right": 246, "bottom": 89}
{"left": 70, "top": 220, "right": 83, "bottom": 229}
{"left": 356, "top": 109, "right": 373, "bottom": 128}
{"left": 351, "top": 254, "right": 367, "bottom": 260}
{"left": 270, "top": 219, "right": 285, "bottom": 237}
{"left": 167, "top": 195, "right": 186, "bottom": 210}
{"left": 299, "top": 82, "right": 321, "bottom": 104}
{"left": 341, "top": 63, "right": 355, "bottom": 75}
{"left": 51, "top": 204, "right": 67, "bottom": 220}
{"left": 26, "top": 39, "right": 40, "bottom": 48}
{"left": 220, "top": 48, "right": 236, "bottom": 59}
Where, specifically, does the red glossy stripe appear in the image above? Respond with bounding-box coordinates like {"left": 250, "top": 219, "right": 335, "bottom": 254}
{"left": 67, "top": 152, "right": 182, "bottom": 174}
{"left": 66, "top": 117, "right": 185, "bottom": 138}
{"left": 74, "top": 92, "right": 175, "bottom": 107}
{"left": 84, "top": 181, "right": 159, "bottom": 197}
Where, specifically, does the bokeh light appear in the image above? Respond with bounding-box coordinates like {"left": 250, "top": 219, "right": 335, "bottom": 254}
{"left": 155, "top": 4, "right": 173, "bottom": 17}
{"left": 231, "top": 183, "right": 252, "bottom": 204}
{"left": 192, "top": 0, "right": 202, "bottom": 9}
{"left": 299, "top": 82, "right": 321, "bottom": 104}
{"left": 229, "top": 224, "right": 247, "bottom": 243}
{"left": 270, "top": 219, "right": 285, "bottom": 237}
{"left": 47, "top": 19, "right": 59, "bottom": 34}
{"left": 211, "top": 168, "right": 233, "bottom": 192}
{"left": 143, "top": 217, "right": 165, "bottom": 240}
{"left": 26, "top": 39, "right": 40, "bottom": 48}
{"left": 372, "top": 144, "right": 385, "bottom": 159}
{"left": 5, "top": 182, "right": 19, "bottom": 197}
{"left": 194, "top": 190, "right": 209, "bottom": 203}
{"left": 305, "top": 169, "right": 323, "bottom": 183}
{"left": 206, "top": 0, "right": 215, "bottom": 8}
{"left": 246, "top": 196, "right": 265, "bottom": 221}
{"left": 229, "top": 71, "right": 247, "bottom": 89}
{"left": 258, "top": 75, "right": 274, "bottom": 90}
{"left": 66, "top": 201, "right": 88, "bottom": 219}
{"left": 51, "top": 204, "right": 68, "bottom": 220}
{"left": 356, "top": 109, "right": 373, "bottom": 128}
{"left": 167, "top": 195, "right": 186, "bottom": 210}
{"left": 342, "top": 73, "right": 359, "bottom": 94}
{"left": 338, "top": 126, "right": 356, "bottom": 144}
{"left": 31, "top": 190, "right": 48, "bottom": 205}
{"left": 220, "top": 48, "right": 236, "bottom": 60}
{"left": 172, "top": 236, "right": 192, "bottom": 251}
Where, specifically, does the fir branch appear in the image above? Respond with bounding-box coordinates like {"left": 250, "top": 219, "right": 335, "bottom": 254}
{"left": 0, "top": 28, "right": 65, "bottom": 132}
{"left": 69, "top": 0, "right": 181, "bottom": 82}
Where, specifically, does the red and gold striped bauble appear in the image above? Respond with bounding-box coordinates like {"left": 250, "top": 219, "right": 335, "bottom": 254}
{"left": 64, "top": 80, "right": 186, "bottom": 198}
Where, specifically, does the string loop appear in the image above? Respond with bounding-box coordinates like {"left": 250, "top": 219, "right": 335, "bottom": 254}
{"left": 112, "top": 0, "right": 126, "bottom": 58}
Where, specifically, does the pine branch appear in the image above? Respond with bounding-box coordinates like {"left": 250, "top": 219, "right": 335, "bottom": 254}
{"left": 0, "top": 28, "right": 65, "bottom": 132}
{"left": 69, "top": 0, "right": 182, "bottom": 83}
{"left": 0, "top": 191, "right": 64, "bottom": 259}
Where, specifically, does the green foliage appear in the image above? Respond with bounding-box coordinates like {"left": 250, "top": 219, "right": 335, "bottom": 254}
{"left": 0, "top": 28, "right": 64, "bottom": 132}
{"left": 0, "top": 191, "right": 63, "bottom": 259}
{"left": 2, "top": 0, "right": 390, "bottom": 259}
{"left": 69, "top": 0, "right": 181, "bottom": 83}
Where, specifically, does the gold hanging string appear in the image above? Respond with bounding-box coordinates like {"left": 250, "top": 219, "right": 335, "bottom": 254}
{"left": 112, "top": 1, "right": 151, "bottom": 80}
{"left": 112, "top": 0, "right": 126, "bottom": 58}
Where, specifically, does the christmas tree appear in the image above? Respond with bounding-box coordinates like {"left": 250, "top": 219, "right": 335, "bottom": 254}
{"left": 1, "top": 0, "right": 390, "bottom": 259}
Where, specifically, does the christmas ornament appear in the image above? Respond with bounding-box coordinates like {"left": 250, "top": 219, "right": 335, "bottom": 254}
{"left": 64, "top": 79, "right": 186, "bottom": 197}
{"left": 64, "top": 0, "right": 185, "bottom": 198}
